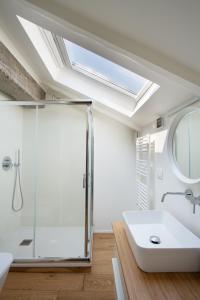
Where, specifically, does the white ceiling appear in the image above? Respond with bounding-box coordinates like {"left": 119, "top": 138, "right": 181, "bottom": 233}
{"left": 24, "top": 0, "right": 200, "bottom": 87}
{"left": 0, "top": 0, "right": 199, "bottom": 129}
{"left": 62, "top": 0, "right": 200, "bottom": 75}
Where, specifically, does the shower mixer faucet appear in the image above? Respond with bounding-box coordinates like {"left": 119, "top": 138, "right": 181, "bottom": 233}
{"left": 161, "top": 189, "right": 200, "bottom": 214}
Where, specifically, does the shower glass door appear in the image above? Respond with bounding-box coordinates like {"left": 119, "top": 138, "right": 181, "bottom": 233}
{"left": 35, "top": 104, "right": 88, "bottom": 259}
{"left": 0, "top": 101, "right": 93, "bottom": 262}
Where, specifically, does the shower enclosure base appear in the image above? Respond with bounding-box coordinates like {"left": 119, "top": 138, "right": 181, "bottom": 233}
{"left": 2, "top": 226, "right": 92, "bottom": 267}
{"left": 11, "top": 260, "right": 91, "bottom": 268}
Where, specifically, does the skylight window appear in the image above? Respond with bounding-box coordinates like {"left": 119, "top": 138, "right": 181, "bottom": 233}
{"left": 17, "top": 15, "right": 160, "bottom": 117}
{"left": 64, "top": 40, "right": 151, "bottom": 97}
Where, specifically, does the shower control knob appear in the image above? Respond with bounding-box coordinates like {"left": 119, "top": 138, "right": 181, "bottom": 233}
{"left": 2, "top": 156, "right": 13, "bottom": 171}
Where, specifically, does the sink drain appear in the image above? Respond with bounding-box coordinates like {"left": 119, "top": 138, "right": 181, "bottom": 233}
{"left": 149, "top": 235, "right": 161, "bottom": 244}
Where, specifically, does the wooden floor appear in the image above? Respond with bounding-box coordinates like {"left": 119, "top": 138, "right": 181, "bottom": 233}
{"left": 0, "top": 233, "right": 116, "bottom": 300}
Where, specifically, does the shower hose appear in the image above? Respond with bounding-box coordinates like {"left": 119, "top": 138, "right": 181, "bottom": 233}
{"left": 12, "top": 161, "right": 24, "bottom": 212}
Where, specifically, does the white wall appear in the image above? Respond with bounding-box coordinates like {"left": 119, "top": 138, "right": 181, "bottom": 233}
{"left": 141, "top": 110, "right": 200, "bottom": 237}
{"left": 94, "top": 111, "right": 137, "bottom": 231}
{"left": 0, "top": 92, "right": 23, "bottom": 251}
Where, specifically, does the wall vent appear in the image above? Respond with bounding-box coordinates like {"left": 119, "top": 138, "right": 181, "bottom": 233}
{"left": 156, "top": 117, "right": 164, "bottom": 129}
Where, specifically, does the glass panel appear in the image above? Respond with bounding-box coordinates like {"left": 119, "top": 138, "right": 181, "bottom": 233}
{"left": 0, "top": 103, "right": 36, "bottom": 259}
{"left": 35, "top": 105, "right": 87, "bottom": 258}
{"left": 64, "top": 40, "right": 149, "bottom": 95}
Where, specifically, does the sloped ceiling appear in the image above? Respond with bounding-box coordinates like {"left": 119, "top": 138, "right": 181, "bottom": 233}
{"left": 25, "top": 0, "right": 200, "bottom": 88}
{"left": 0, "top": 0, "right": 199, "bottom": 129}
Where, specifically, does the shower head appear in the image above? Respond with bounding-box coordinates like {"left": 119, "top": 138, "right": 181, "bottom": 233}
{"left": 14, "top": 149, "right": 21, "bottom": 167}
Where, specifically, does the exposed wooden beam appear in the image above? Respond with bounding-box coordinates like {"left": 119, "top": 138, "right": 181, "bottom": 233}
{"left": 0, "top": 41, "right": 45, "bottom": 100}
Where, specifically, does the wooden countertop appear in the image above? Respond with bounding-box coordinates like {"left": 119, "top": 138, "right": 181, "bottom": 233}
{"left": 112, "top": 221, "right": 200, "bottom": 300}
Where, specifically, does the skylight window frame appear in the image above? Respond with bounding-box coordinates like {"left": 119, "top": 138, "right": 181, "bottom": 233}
{"left": 17, "top": 17, "right": 159, "bottom": 117}
{"left": 54, "top": 36, "right": 153, "bottom": 100}
{"left": 39, "top": 29, "right": 64, "bottom": 68}
{"left": 69, "top": 58, "right": 153, "bottom": 100}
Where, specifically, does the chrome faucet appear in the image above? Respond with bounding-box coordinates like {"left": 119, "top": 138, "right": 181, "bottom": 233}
{"left": 161, "top": 189, "right": 200, "bottom": 214}
{"left": 161, "top": 191, "right": 186, "bottom": 202}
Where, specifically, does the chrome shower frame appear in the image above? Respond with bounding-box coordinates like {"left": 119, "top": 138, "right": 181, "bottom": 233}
{"left": 0, "top": 100, "right": 94, "bottom": 267}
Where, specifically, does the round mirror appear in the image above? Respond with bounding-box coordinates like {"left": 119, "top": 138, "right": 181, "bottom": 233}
{"left": 168, "top": 108, "right": 200, "bottom": 184}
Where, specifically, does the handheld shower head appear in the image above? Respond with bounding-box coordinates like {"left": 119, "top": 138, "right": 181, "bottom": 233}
{"left": 12, "top": 148, "right": 24, "bottom": 212}
{"left": 14, "top": 149, "right": 20, "bottom": 167}
{"left": 17, "top": 149, "right": 20, "bottom": 165}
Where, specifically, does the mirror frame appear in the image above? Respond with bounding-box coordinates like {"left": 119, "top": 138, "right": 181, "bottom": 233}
{"left": 167, "top": 107, "right": 200, "bottom": 184}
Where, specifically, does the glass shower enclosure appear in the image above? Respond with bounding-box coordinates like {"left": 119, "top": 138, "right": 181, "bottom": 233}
{"left": 0, "top": 100, "right": 93, "bottom": 266}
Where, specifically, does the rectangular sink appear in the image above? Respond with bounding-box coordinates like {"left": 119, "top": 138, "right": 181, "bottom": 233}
{"left": 122, "top": 210, "right": 200, "bottom": 272}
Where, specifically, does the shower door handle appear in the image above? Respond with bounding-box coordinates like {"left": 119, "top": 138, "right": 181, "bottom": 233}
{"left": 83, "top": 174, "right": 86, "bottom": 189}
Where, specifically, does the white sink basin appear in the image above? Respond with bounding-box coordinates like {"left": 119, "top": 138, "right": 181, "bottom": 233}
{"left": 123, "top": 210, "right": 200, "bottom": 272}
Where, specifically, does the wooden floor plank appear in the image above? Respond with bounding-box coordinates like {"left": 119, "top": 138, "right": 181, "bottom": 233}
{"left": 4, "top": 273, "right": 84, "bottom": 291}
{"left": 84, "top": 274, "right": 114, "bottom": 292}
{"left": 93, "top": 234, "right": 115, "bottom": 251}
{"left": 91, "top": 249, "right": 114, "bottom": 275}
{"left": 0, "top": 290, "right": 57, "bottom": 300}
{"left": 57, "top": 290, "right": 115, "bottom": 300}
{"left": 90, "top": 262, "right": 114, "bottom": 275}
{"left": 92, "top": 249, "right": 114, "bottom": 261}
